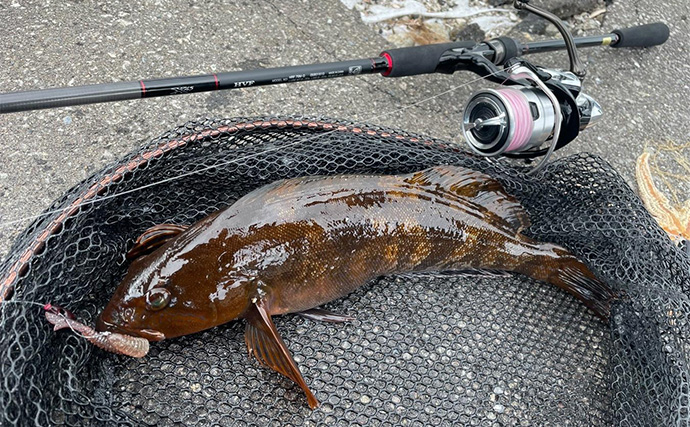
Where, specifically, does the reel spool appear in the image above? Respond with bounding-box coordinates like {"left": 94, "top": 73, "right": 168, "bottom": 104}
{"left": 462, "top": 86, "right": 556, "bottom": 157}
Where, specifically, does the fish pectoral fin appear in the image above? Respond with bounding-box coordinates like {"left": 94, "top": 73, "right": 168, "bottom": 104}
{"left": 244, "top": 301, "right": 319, "bottom": 409}
{"left": 297, "top": 308, "right": 355, "bottom": 323}
{"left": 126, "top": 224, "right": 189, "bottom": 260}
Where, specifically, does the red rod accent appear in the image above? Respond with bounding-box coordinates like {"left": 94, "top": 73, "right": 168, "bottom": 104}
{"left": 213, "top": 74, "right": 219, "bottom": 89}
{"left": 139, "top": 80, "right": 147, "bottom": 97}
{"left": 380, "top": 52, "right": 393, "bottom": 77}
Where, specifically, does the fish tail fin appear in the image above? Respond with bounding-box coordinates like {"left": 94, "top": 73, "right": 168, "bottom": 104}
{"left": 542, "top": 253, "right": 614, "bottom": 320}
{"left": 515, "top": 245, "right": 615, "bottom": 320}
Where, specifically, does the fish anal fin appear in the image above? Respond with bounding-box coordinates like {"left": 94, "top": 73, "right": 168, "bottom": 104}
{"left": 297, "top": 308, "right": 355, "bottom": 323}
{"left": 126, "top": 224, "right": 189, "bottom": 260}
{"left": 405, "top": 166, "right": 530, "bottom": 232}
{"left": 244, "top": 301, "right": 319, "bottom": 409}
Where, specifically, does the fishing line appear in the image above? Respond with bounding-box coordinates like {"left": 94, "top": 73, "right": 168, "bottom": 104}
{"left": 0, "top": 299, "right": 47, "bottom": 309}
{"left": 0, "top": 68, "right": 506, "bottom": 230}
{"left": 0, "top": 299, "right": 103, "bottom": 340}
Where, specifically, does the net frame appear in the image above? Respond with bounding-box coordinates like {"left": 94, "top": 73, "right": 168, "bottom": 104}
{"left": 1, "top": 116, "right": 688, "bottom": 426}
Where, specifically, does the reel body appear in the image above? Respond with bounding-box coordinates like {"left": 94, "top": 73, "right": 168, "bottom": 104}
{"left": 462, "top": 86, "right": 555, "bottom": 157}
{"left": 462, "top": 66, "right": 603, "bottom": 161}
{"left": 459, "top": 0, "right": 604, "bottom": 173}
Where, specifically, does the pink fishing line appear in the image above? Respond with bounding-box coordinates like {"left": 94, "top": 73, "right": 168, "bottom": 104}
{"left": 500, "top": 88, "right": 533, "bottom": 152}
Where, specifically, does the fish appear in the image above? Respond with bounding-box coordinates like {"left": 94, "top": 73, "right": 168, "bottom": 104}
{"left": 96, "top": 165, "right": 614, "bottom": 409}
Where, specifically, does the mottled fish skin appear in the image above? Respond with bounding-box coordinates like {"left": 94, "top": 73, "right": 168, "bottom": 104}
{"left": 96, "top": 165, "right": 613, "bottom": 409}
{"left": 200, "top": 166, "right": 610, "bottom": 317}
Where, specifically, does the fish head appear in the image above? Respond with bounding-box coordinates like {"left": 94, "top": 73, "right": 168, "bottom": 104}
{"left": 96, "top": 240, "right": 254, "bottom": 341}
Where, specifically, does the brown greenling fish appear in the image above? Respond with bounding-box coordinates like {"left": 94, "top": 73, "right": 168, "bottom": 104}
{"left": 96, "top": 165, "right": 614, "bottom": 409}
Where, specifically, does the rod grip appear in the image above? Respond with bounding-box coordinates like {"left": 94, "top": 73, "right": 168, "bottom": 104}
{"left": 380, "top": 41, "right": 476, "bottom": 77}
{"left": 612, "top": 22, "right": 669, "bottom": 48}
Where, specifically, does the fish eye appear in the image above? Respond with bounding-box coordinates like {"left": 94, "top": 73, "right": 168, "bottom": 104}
{"left": 146, "top": 288, "right": 171, "bottom": 311}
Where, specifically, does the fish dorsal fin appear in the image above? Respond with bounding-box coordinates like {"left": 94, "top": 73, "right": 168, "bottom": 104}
{"left": 244, "top": 300, "right": 319, "bottom": 409}
{"left": 404, "top": 165, "right": 530, "bottom": 232}
{"left": 126, "top": 224, "right": 189, "bottom": 260}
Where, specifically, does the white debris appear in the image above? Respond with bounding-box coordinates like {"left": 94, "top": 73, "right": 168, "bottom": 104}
{"left": 356, "top": 0, "right": 511, "bottom": 24}
{"left": 341, "top": 0, "right": 515, "bottom": 46}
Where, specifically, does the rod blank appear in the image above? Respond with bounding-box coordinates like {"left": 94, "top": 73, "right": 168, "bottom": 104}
{"left": 0, "top": 58, "right": 388, "bottom": 114}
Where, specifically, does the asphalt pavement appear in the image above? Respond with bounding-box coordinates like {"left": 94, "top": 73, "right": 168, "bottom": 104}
{"left": 0, "top": 0, "right": 688, "bottom": 260}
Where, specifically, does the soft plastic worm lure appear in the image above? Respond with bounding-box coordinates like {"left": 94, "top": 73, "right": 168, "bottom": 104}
{"left": 44, "top": 304, "right": 149, "bottom": 358}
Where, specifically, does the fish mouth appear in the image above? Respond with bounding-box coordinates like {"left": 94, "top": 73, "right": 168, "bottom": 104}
{"left": 96, "top": 318, "right": 166, "bottom": 342}
{"left": 135, "top": 328, "right": 166, "bottom": 341}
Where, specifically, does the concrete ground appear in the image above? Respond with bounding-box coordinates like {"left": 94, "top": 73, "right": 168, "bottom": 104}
{"left": 0, "top": 0, "right": 688, "bottom": 261}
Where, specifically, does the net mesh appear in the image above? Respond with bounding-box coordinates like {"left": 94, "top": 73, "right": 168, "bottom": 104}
{"left": 0, "top": 117, "right": 688, "bottom": 426}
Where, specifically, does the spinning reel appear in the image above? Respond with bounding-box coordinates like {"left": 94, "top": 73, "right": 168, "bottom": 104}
{"left": 459, "top": 0, "right": 602, "bottom": 173}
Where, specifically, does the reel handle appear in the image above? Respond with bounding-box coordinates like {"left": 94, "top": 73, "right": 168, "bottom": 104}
{"left": 612, "top": 23, "right": 670, "bottom": 48}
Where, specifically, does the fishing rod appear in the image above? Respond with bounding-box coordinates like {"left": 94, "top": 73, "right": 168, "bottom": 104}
{"left": 0, "top": 26, "right": 666, "bottom": 115}
{"left": 0, "top": 0, "right": 669, "bottom": 173}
